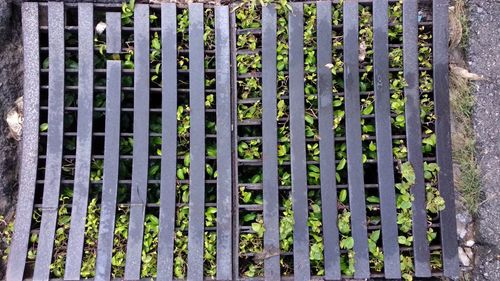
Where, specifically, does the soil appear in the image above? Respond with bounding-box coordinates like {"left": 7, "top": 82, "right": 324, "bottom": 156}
{"left": 0, "top": 1, "right": 22, "bottom": 217}
{"left": 0, "top": 0, "right": 22, "bottom": 279}
{"left": 467, "top": 0, "right": 500, "bottom": 280}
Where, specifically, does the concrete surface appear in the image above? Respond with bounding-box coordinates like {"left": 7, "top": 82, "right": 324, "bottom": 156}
{"left": 467, "top": 0, "right": 500, "bottom": 280}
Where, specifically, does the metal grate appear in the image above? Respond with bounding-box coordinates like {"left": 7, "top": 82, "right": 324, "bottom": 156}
{"left": 6, "top": 1, "right": 458, "bottom": 280}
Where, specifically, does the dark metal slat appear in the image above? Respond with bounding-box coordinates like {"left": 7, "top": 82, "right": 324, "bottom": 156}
{"left": 261, "top": 4, "right": 280, "bottom": 280}
{"left": 33, "top": 3, "right": 65, "bottom": 279}
{"left": 229, "top": 8, "right": 241, "bottom": 279}
{"left": 5, "top": 3, "right": 39, "bottom": 280}
{"left": 403, "top": 0, "right": 431, "bottom": 276}
{"left": 343, "top": 1, "right": 370, "bottom": 278}
{"left": 433, "top": 0, "right": 459, "bottom": 277}
{"left": 124, "top": 4, "right": 150, "bottom": 279}
{"left": 95, "top": 60, "right": 121, "bottom": 281}
{"left": 288, "top": 3, "right": 310, "bottom": 280}
{"left": 187, "top": 3, "right": 206, "bottom": 280}
{"left": 316, "top": 2, "right": 341, "bottom": 279}
{"left": 156, "top": 3, "right": 177, "bottom": 281}
{"left": 64, "top": 4, "right": 94, "bottom": 279}
{"left": 373, "top": 0, "right": 401, "bottom": 278}
{"left": 105, "top": 12, "right": 121, "bottom": 54}
{"left": 215, "top": 5, "right": 233, "bottom": 280}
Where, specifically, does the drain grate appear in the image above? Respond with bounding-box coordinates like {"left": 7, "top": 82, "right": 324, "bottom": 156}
{"left": 6, "top": 1, "right": 458, "bottom": 280}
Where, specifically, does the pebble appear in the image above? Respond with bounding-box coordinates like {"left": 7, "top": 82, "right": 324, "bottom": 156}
{"left": 465, "top": 240, "right": 475, "bottom": 247}
{"left": 457, "top": 221, "right": 467, "bottom": 239}
{"left": 459, "top": 247, "right": 471, "bottom": 267}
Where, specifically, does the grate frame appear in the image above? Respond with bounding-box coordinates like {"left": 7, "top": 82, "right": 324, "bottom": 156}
{"left": 7, "top": 1, "right": 458, "bottom": 280}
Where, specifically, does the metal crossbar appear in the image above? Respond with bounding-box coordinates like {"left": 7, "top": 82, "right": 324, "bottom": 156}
{"left": 7, "top": 1, "right": 458, "bottom": 280}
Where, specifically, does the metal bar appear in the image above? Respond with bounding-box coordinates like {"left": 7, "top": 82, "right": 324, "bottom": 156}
{"left": 229, "top": 7, "right": 241, "bottom": 279}
{"left": 33, "top": 3, "right": 65, "bottom": 279}
{"left": 156, "top": 3, "right": 177, "bottom": 281}
{"left": 403, "top": 0, "right": 431, "bottom": 276}
{"left": 95, "top": 60, "right": 121, "bottom": 281}
{"left": 124, "top": 4, "right": 150, "bottom": 279}
{"left": 5, "top": 3, "right": 39, "bottom": 281}
{"left": 215, "top": 5, "right": 233, "bottom": 280}
{"left": 288, "top": 3, "right": 310, "bottom": 280}
{"left": 316, "top": 2, "right": 341, "bottom": 279}
{"left": 433, "top": 0, "right": 459, "bottom": 277}
{"left": 343, "top": 1, "right": 370, "bottom": 278}
{"left": 105, "top": 12, "right": 121, "bottom": 54}
{"left": 187, "top": 3, "right": 205, "bottom": 280}
{"left": 64, "top": 3, "right": 94, "bottom": 280}
{"left": 261, "top": 4, "right": 280, "bottom": 280}
{"left": 373, "top": 0, "right": 401, "bottom": 278}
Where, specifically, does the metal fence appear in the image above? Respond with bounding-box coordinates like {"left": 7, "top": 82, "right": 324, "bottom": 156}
{"left": 6, "top": 1, "right": 458, "bottom": 280}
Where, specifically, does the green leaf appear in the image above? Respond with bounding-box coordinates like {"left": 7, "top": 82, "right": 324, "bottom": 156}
{"left": 243, "top": 213, "right": 256, "bottom": 222}
{"left": 40, "top": 123, "right": 49, "bottom": 132}
{"left": 176, "top": 168, "right": 185, "bottom": 180}
{"left": 339, "top": 189, "right": 347, "bottom": 203}
{"left": 369, "top": 230, "right": 381, "bottom": 242}
{"left": 341, "top": 237, "right": 354, "bottom": 249}
{"left": 366, "top": 196, "right": 380, "bottom": 203}
{"left": 304, "top": 114, "right": 314, "bottom": 125}
{"left": 337, "top": 158, "right": 347, "bottom": 170}
{"left": 251, "top": 222, "right": 265, "bottom": 237}
{"left": 183, "top": 153, "right": 190, "bottom": 167}
{"left": 310, "top": 243, "right": 323, "bottom": 261}
{"left": 401, "top": 162, "right": 416, "bottom": 184}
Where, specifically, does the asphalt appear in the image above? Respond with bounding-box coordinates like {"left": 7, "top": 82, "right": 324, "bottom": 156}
{"left": 467, "top": 0, "right": 500, "bottom": 280}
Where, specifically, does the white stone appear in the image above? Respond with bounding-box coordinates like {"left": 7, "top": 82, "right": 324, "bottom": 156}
{"left": 459, "top": 247, "right": 471, "bottom": 267}
{"left": 95, "top": 21, "right": 107, "bottom": 35}
{"left": 457, "top": 221, "right": 467, "bottom": 239}
{"left": 465, "top": 240, "right": 475, "bottom": 247}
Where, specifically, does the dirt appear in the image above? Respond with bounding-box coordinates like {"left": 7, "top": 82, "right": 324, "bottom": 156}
{"left": 0, "top": 1, "right": 22, "bottom": 217}
{"left": 0, "top": 0, "right": 22, "bottom": 278}
{"left": 467, "top": 0, "right": 500, "bottom": 280}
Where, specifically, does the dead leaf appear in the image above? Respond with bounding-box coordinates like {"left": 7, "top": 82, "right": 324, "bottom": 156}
{"left": 450, "top": 65, "right": 483, "bottom": 81}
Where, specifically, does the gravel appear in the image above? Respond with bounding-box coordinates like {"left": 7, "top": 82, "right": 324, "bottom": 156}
{"left": 467, "top": 0, "right": 500, "bottom": 280}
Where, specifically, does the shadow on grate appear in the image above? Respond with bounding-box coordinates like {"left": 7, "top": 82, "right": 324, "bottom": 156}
{"left": 6, "top": 1, "right": 457, "bottom": 280}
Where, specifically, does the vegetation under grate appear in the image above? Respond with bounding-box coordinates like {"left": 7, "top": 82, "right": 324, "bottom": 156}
{"left": 3, "top": 0, "right": 458, "bottom": 280}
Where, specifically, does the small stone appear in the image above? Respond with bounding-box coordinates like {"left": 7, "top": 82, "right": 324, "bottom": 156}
{"left": 456, "top": 212, "right": 472, "bottom": 239}
{"left": 6, "top": 96, "right": 23, "bottom": 141}
{"left": 95, "top": 21, "right": 107, "bottom": 35}
{"left": 457, "top": 221, "right": 467, "bottom": 239}
{"left": 465, "top": 240, "right": 475, "bottom": 247}
{"left": 464, "top": 247, "right": 474, "bottom": 259}
{"left": 459, "top": 247, "right": 471, "bottom": 267}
